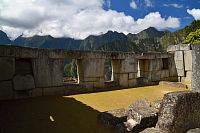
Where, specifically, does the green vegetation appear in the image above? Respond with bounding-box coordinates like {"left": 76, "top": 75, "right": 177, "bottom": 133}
{"left": 63, "top": 60, "right": 77, "bottom": 78}
{"left": 160, "top": 20, "right": 200, "bottom": 49}
{"left": 183, "top": 29, "right": 200, "bottom": 45}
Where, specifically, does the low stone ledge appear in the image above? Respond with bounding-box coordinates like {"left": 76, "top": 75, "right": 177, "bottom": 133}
{"left": 159, "top": 81, "right": 188, "bottom": 88}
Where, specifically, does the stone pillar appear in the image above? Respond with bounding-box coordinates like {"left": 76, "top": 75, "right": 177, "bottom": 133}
{"left": 32, "top": 51, "right": 64, "bottom": 88}
{"left": 192, "top": 45, "right": 200, "bottom": 92}
{"left": 77, "top": 58, "right": 105, "bottom": 88}
{"left": 112, "top": 58, "right": 138, "bottom": 88}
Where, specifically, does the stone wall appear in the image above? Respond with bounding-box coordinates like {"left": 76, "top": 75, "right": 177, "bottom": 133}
{"left": 167, "top": 44, "right": 192, "bottom": 83}
{"left": 0, "top": 45, "right": 176, "bottom": 100}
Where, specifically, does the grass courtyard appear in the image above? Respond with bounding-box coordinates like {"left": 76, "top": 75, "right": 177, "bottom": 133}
{"left": 0, "top": 85, "right": 188, "bottom": 133}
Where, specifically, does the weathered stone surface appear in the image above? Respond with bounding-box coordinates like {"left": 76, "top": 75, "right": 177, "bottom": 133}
{"left": 184, "top": 50, "right": 192, "bottom": 71}
{"left": 174, "top": 50, "right": 184, "bottom": 61}
{"left": 98, "top": 108, "right": 128, "bottom": 128}
{"left": 167, "top": 45, "right": 176, "bottom": 52}
{"left": 177, "top": 69, "right": 185, "bottom": 77}
{"left": 127, "top": 107, "right": 158, "bottom": 131}
{"left": 187, "top": 128, "right": 200, "bottom": 133}
{"left": 13, "top": 74, "right": 35, "bottom": 91}
{"left": 159, "top": 81, "right": 187, "bottom": 88}
{"left": 175, "top": 60, "right": 184, "bottom": 69}
{"left": 32, "top": 88, "right": 43, "bottom": 97}
{"left": 13, "top": 90, "right": 32, "bottom": 99}
{"left": 77, "top": 58, "right": 105, "bottom": 88}
{"left": 127, "top": 99, "right": 158, "bottom": 131}
{"left": 139, "top": 59, "right": 162, "bottom": 72}
{"left": 32, "top": 54, "right": 52, "bottom": 88}
{"left": 128, "top": 79, "right": 137, "bottom": 87}
{"left": 192, "top": 45, "right": 200, "bottom": 92}
{"left": 179, "top": 44, "right": 191, "bottom": 51}
{"left": 128, "top": 73, "right": 137, "bottom": 80}
{"left": 51, "top": 59, "right": 64, "bottom": 86}
{"left": 168, "top": 57, "right": 178, "bottom": 77}
{"left": 120, "top": 58, "right": 138, "bottom": 73}
{"left": 182, "top": 71, "right": 192, "bottom": 82}
{"left": 0, "top": 80, "right": 13, "bottom": 99}
{"left": 140, "top": 128, "right": 164, "bottom": 133}
{"left": 156, "top": 91, "right": 200, "bottom": 133}
{"left": 160, "top": 70, "right": 169, "bottom": 79}
{"left": 0, "top": 57, "right": 15, "bottom": 81}
{"left": 151, "top": 71, "right": 161, "bottom": 82}
{"left": 119, "top": 74, "right": 128, "bottom": 87}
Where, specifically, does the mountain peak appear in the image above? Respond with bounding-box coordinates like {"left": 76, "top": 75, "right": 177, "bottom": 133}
{"left": 0, "top": 30, "right": 11, "bottom": 45}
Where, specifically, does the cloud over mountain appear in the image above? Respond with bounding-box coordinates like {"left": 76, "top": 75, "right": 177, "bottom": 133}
{"left": 0, "top": 0, "right": 180, "bottom": 39}
{"left": 187, "top": 8, "right": 200, "bottom": 20}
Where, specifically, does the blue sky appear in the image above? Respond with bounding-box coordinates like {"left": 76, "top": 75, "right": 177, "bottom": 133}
{"left": 0, "top": 0, "right": 199, "bottom": 39}
{"left": 106, "top": 0, "right": 200, "bottom": 30}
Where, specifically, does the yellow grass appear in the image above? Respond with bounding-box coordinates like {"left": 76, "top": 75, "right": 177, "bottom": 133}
{"left": 67, "top": 84, "right": 188, "bottom": 112}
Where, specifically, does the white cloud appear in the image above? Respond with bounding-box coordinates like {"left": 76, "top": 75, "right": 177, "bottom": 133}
{"left": 130, "top": 0, "right": 137, "bottom": 9}
{"left": 0, "top": 0, "right": 180, "bottom": 39}
{"left": 144, "top": 0, "right": 153, "bottom": 7}
{"left": 187, "top": 8, "right": 200, "bottom": 20}
{"left": 163, "top": 3, "right": 183, "bottom": 8}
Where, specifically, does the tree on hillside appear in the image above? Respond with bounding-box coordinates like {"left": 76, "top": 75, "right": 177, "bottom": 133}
{"left": 183, "top": 29, "right": 200, "bottom": 45}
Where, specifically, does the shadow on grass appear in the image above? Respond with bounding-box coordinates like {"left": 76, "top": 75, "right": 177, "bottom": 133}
{"left": 0, "top": 96, "right": 113, "bottom": 133}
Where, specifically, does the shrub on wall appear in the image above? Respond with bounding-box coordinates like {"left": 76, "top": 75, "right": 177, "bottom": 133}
{"left": 183, "top": 29, "right": 200, "bottom": 45}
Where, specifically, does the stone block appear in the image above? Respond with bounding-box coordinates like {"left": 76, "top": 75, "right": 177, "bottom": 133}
{"left": 192, "top": 45, "right": 200, "bottom": 91}
{"left": 14, "top": 47, "right": 39, "bottom": 58}
{"left": 98, "top": 108, "right": 128, "bottom": 128}
{"left": 81, "top": 58, "right": 105, "bottom": 77}
{"left": 161, "top": 70, "right": 169, "bottom": 79}
{"left": 139, "top": 71, "right": 151, "bottom": 80}
{"left": 120, "top": 58, "right": 138, "bottom": 73}
{"left": 119, "top": 74, "right": 128, "bottom": 87}
{"left": 43, "top": 87, "right": 55, "bottom": 96}
{"left": 174, "top": 51, "right": 183, "bottom": 61}
{"left": 128, "top": 73, "right": 137, "bottom": 79}
{"left": 32, "top": 56, "right": 52, "bottom": 88}
{"left": 177, "top": 69, "right": 185, "bottom": 77}
{"left": 182, "top": 71, "right": 192, "bottom": 82}
{"left": 13, "top": 74, "right": 35, "bottom": 91}
{"left": 151, "top": 71, "right": 161, "bottom": 82}
{"left": 13, "top": 90, "right": 32, "bottom": 99}
{"left": 0, "top": 57, "right": 15, "bottom": 81}
{"left": 168, "top": 57, "right": 178, "bottom": 77}
{"left": 0, "top": 81, "right": 13, "bottom": 100}
{"left": 184, "top": 50, "right": 192, "bottom": 71}
{"left": 51, "top": 59, "right": 64, "bottom": 86}
{"left": 179, "top": 44, "right": 191, "bottom": 51}
{"left": 127, "top": 99, "right": 158, "bottom": 131}
{"left": 140, "top": 59, "right": 162, "bottom": 72}
{"left": 32, "top": 88, "right": 43, "bottom": 97}
{"left": 128, "top": 79, "right": 137, "bottom": 87}
{"left": 175, "top": 60, "right": 184, "bottom": 69}
{"left": 93, "top": 78, "right": 105, "bottom": 88}
{"left": 156, "top": 91, "right": 200, "bottom": 133}
{"left": 167, "top": 45, "right": 176, "bottom": 52}
{"left": 83, "top": 77, "right": 99, "bottom": 82}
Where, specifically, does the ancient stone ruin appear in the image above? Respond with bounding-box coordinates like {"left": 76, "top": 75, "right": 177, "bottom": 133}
{"left": 0, "top": 45, "right": 186, "bottom": 100}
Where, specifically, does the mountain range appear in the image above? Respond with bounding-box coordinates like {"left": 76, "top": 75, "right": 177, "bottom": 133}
{"left": 0, "top": 20, "right": 199, "bottom": 53}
